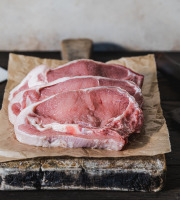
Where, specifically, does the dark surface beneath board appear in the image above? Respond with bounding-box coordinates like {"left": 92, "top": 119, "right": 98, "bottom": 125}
{"left": 0, "top": 51, "right": 180, "bottom": 200}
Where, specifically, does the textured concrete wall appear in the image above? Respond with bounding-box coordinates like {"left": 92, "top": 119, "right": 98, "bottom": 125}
{"left": 0, "top": 0, "right": 180, "bottom": 51}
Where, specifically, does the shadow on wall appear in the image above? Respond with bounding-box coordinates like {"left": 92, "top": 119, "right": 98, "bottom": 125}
{"left": 93, "top": 42, "right": 128, "bottom": 51}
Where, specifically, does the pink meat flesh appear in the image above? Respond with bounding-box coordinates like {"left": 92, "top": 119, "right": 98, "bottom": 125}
{"left": 47, "top": 60, "right": 144, "bottom": 87}
{"left": 9, "top": 59, "right": 144, "bottom": 101}
{"left": 9, "top": 76, "right": 143, "bottom": 124}
{"left": 14, "top": 87, "right": 143, "bottom": 150}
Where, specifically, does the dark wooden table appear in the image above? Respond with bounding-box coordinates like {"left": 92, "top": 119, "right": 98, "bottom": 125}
{"left": 0, "top": 51, "right": 179, "bottom": 200}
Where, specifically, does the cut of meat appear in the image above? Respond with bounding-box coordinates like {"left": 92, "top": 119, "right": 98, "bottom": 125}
{"left": 14, "top": 87, "right": 144, "bottom": 150}
{"left": 9, "top": 65, "right": 48, "bottom": 101}
{"left": 9, "top": 59, "right": 145, "bottom": 151}
{"left": 9, "top": 76, "right": 143, "bottom": 124}
{"left": 9, "top": 59, "right": 144, "bottom": 101}
{"left": 46, "top": 60, "right": 144, "bottom": 87}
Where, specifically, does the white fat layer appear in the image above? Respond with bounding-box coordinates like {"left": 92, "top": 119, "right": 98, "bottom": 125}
{"left": 14, "top": 125, "right": 123, "bottom": 150}
{"left": 9, "top": 65, "right": 48, "bottom": 101}
{"left": 25, "top": 96, "right": 32, "bottom": 107}
{"left": 27, "top": 115, "right": 81, "bottom": 134}
{"left": 28, "top": 66, "right": 48, "bottom": 88}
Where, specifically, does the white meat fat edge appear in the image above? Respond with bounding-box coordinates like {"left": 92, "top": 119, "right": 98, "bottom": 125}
{"left": 27, "top": 115, "right": 82, "bottom": 135}
{"left": 9, "top": 65, "right": 48, "bottom": 101}
{"left": 9, "top": 58, "right": 141, "bottom": 100}
{"left": 15, "top": 86, "right": 139, "bottom": 135}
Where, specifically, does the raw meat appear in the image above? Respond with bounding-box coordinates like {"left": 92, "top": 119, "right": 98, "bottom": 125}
{"left": 9, "top": 59, "right": 144, "bottom": 101}
{"left": 9, "top": 65, "right": 48, "bottom": 101}
{"left": 9, "top": 76, "right": 143, "bottom": 124}
{"left": 14, "top": 87, "right": 143, "bottom": 150}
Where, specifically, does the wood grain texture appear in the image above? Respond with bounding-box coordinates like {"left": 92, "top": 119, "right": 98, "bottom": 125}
{"left": 61, "top": 39, "right": 93, "bottom": 60}
{"left": 0, "top": 52, "right": 179, "bottom": 199}
{"left": 0, "top": 155, "right": 165, "bottom": 191}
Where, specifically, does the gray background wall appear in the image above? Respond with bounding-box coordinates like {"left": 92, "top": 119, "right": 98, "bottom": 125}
{"left": 0, "top": 0, "right": 179, "bottom": 51}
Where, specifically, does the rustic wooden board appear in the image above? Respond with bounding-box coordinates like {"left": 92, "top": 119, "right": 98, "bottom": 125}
{"left": 0, "top": 155, "right": 166, "bottom": 191}
{"left": 0, "top": 42, "right": 167, "bottom": 192}
{"left": 61, "top": 38, "right": 93, "bottom": 61}
{"left": 0, "top": 51, "right": 179, "bottom": 199}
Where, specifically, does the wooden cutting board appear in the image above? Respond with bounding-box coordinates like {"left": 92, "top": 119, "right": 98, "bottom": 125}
{"left": 0, "top": 39, "right": 166, "bottom": 192}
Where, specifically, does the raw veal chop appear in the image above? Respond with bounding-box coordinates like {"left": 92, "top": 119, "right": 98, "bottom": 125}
{"left": 14, "top": 87, "right": 143, "bottom": 150}
{"left": 9, "top": 59, "right": 144, "bottom": 101}
{"left": 9, "top": 76, "right": 143, "bottom": 124}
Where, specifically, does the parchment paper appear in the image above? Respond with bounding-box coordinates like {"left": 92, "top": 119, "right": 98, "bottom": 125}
{"left": 0, "top": 53, "right": 171, "bottom": 162}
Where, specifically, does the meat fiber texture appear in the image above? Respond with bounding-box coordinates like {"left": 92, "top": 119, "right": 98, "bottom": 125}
{"left": 9, "top": 76, "right": 143, "bottom": 125}
{"left": 0, "top": 54, "right": 171, "bottom": 162}
{"left": 8, "top": 59, "right": 144, "bottom": 151}
{"left": 14, "top": 87, "right": 143, "bottom": 151}
{"left": 9, "top": 59, "right": 144, "bottom": 101}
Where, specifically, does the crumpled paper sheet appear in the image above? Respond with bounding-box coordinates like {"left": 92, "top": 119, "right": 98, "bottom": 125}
{"left": 0, "top": 53, "right": 171, "bottom": 162}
